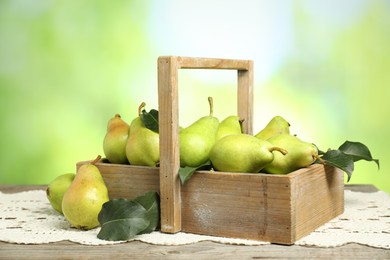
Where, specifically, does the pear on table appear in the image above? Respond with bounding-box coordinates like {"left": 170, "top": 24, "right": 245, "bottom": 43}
{"left": 216, "top": 115, "right": 243, "bottom": 141}
{"left": 263, "top": 134, "right": 318, "bottom": 174}
{"left": 210, "top": 134, "right": 287, "bottom": 173}
{"left": 180, "top": 97, "right": 219, "bottom": 167}
{"left": 103, "top": 113, "right": 130, "bottom": 164}
{"left": 126, "top": 102, "right": 160, "bottom": 167}
{"left": 46, "top": 173, "right": 75, "bottom": 214}
{"left": 62, "top": 155, "right": 109, "bottom": 230}
{"left": 255, "top": 116, "right": 290, "bottom": 140}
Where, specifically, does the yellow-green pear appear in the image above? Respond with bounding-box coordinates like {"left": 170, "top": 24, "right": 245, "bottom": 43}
{"left": 103, "top": 113, "right": 130, "bottom": 164}
{"left": 180, "top": 97, "right": 220, "bottom": 167}
{"left": 126, "top": 102, "right": 159, "bottom": 166}
{"left": 216, "top": 115, "right": 243, "bottom": 141}
{"left": 263, "top": 134, "right": 318, "bottom": 174}
{"left": 255, "top": 116, "right": 290, "bottom": 140}
{"left": 62, "top": 156, "right": 109, "bottom": 230}
{"left": 210, "top": 134, "right": 287, "bottom": 173}
{"left": 46, "top": 173, "right": 75, "bottom": 214}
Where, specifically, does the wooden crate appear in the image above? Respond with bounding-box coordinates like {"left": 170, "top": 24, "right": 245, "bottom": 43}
{"left": 77, "top": 56, "right": 344, "bottom": 245}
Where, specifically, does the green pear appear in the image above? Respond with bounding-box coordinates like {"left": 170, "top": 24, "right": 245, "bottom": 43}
{"left": 126, "top": 102, "right": 159, "bottom": 166}
{"left": 210, "top": 134, "right": 287, "bottom": 173}
{"left": 263, "top": 134, "right": 318, "bottom": 174}
{"left": 216, "top": 115, "right": 243, "bottom": 141}
{"left": 103, "top": 113, "right": 130, "bottom": 164}
{"left": 46, "top": 173, "right": 75, "bottom": 214}
{"left": 180, "top": 97, "right": 220, "bottom": 167}
{"left": 255, "top": 116, "right": 290, "bottom": 140}
{"left": 62, "top": 156, "right": 109, "bottom": 230}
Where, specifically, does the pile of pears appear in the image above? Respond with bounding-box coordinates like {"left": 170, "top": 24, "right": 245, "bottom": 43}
{"left": 210, "top": 114, "right": 319, "bottom": 174}
{"left": 102, "top": 97, "right": 319, "bottom": 175}
{"left": 103, "top": 102, "right": 159, "bottom": 166}
{"left": 209, "top": 110, "right": 318, "bottom": 174}
{"left": 46, "top": 97, "right": 320, "bottom": 229}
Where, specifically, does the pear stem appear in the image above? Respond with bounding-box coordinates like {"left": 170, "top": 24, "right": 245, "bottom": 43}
{"left": 138, "top": 102, "right": 146, "bottom": 116}
{"left": 269, "top": 147, "right": 288, "bottom": 155}
{"left": 208, "top": 97, "right": 214, "bottom": 116}
{"left": 313, "top": 154, "right": 326, "bottom": 165}
{"left": 91, "top": 155, "right": 102, "bottom": 165}
{"left": 115, "top": 114, "right": 121, "bottom": 118}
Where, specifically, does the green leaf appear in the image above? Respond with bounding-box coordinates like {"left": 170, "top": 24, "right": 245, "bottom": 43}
{"left": 141, "top": 109, "right": 159, "bottom": 133}
{"left": 179, "top": 161, "right": 212, "bottom": 185}
{"left": 338, "top": 141, "right": 380, "bottom": 169}
{"left": 97, "top": 191, "right": 160, "bottom": 241}
{"left": 97, "top": 199, "right": 149, "bottom": 241}
{"left": 179, "top": 166, "right": 197, "bottom": 185}
{"left": 134, "top": 191, "right": 160, "bottom": 234}
{"left": 321, "top": 149, "right": 355, "bottom": 182}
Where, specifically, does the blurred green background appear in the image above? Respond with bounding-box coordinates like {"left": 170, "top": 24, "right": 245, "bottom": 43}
{"left": 0, "top": 0, "right": 388, "bottom": 193}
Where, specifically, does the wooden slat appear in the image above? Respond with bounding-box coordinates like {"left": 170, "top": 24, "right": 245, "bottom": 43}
{"left": 237, "top": 60, "right": 254, "bottom": 134}
{"left": 179, "top": 164, "right": 343, "bottom": 244}
{"left": 180, "top": 171, "right": 292, "bottom": 244}
{"left": 76, "top": 161, "right": 160, "bottom": 199}
{"left": 161, "top": 56, "right": 252, "bottom": 70}
{"left": 158, "top": 56, "right": 182, "bottom": 233}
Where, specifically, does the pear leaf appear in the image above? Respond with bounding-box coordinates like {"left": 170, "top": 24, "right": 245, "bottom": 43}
{"left": 134, "top": 191, "right": 160, "bottom": 234}
{"left": 321, "top": 149, "right": 355, "bottom": 182}
{"left": 141, "top": 109, "right": 159, "bottom": 133}
{"left": 179, "top": 161, "right": 212, "bottom": 185}
{"left": 97, "top": 199, "right": 149, "bottom": 241}
{"left": 97, "top": 191, "right": 160, "bottom": 241}
{"left": 316, "top": 140, "right": 379, "bottom": 182}
{"left": 338, "top": 141, "right": 380, "bottom": 169}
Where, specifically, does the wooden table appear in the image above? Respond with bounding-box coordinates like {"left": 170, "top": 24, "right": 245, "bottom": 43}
{"left": 0, "top": 184, "right": 389, "bottom": 260}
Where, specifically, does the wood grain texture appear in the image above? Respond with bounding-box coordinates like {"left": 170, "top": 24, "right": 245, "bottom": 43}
{"left": 180, "top": 164, "right": 343, "bottom": 244}
{"left": 237, "top": 60, "right": 254, "bottom": 135}
{"left": 76, "top": 161, "right": 160, "bottom": 199}
{"left": 290, "top": 164, "right": 344, "bottom": 243}
{"left": 164, "top": 56, "right": 252, "bottom": 70}
{"left": 1, "top": 240, "right": 389, "bottom": 260}
{"left": 158, "top": 56, "right": 182, "bottom": 233}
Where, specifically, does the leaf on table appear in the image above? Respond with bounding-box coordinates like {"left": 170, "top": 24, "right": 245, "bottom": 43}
{"left": 134, "top": 191, "right": 160, "bottom": 234}
{"left": 97, "top": 199, "right": 149, "bottom": 241}
{"left": 338, "top": 141, "right": 380, "bottom": 169}
{"left": 179, "top": 161, "right": 212, "bottom": 185}
{"left": 141, "top": 109, "right": 159, "bottom": 133}
{"left": 97, "top": 191, "right": 160, "bottom": 241}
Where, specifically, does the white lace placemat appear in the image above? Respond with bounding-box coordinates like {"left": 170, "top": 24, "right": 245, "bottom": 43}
{"left": 1, "top": 189, "right": 389, "bottom": 248}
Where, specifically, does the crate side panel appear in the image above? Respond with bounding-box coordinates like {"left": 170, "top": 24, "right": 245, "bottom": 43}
{"left": 77, "top": 161, "right": 160, "bottom": 199}
{"left": 291, "top": 164, "right": 344, "bottom": 241}
{"left": 181, "top": 171, "right": 293, "bottom": 244}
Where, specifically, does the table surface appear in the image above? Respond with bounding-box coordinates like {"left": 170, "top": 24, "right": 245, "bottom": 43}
{"left": 0, "top": 184, "right": 389, "bottom": 260}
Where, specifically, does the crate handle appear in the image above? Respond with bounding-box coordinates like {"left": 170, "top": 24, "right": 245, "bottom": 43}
{"left": 157, "top": 56, "right": 254, "bottom": 233}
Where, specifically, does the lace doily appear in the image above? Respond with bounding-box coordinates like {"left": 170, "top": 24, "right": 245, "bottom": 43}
{"left": 1, "top": 189, "right": 389, "bottom": 248}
